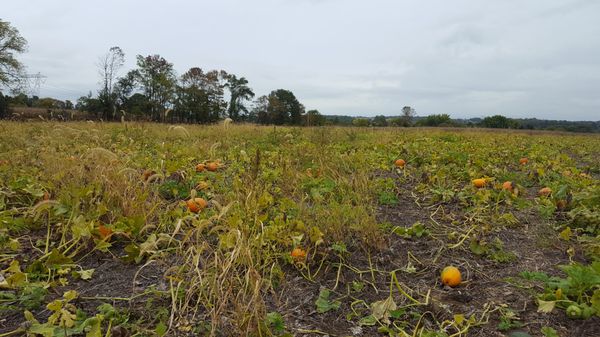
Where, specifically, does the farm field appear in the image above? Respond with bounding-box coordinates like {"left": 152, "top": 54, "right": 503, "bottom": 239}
{"left": 0, "top": 122, "right": 599, "bottom": 337}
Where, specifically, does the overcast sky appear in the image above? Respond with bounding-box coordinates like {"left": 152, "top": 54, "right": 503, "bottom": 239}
{"left": 3, "top": 0, "right": 600, "bottom": 120}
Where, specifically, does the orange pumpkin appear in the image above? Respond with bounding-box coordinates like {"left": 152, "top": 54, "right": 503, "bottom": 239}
{"left": 186, "top": 197, "right": 208, "bottom": 213}
{"left": 441, "top": 266, "right": 462, "bottom": 287}
{"left": 195, "top": 163, "right": 206, "bottom": 172}
{"left": 472, "top": 178, "right": 486, "bottom": 188}
{"left": 519, "top": 157, "right": 529, "bottom": 165}
{"left": 98, "top": 225, "right": 113, "bottom": 239}
{"left": 395, "top": 159, "right": 406, "bottom": 168}
{"left": 291, "top": 247, "right": 307, "bottom": 261}
{"left": 206, "top": 162, "right": 219, "bottom": 172}
{"left": 538, "top": 187, "right": 552, "bottom": 197}
{"left": 502, "top": 181, "right": 513, "bottom": 191}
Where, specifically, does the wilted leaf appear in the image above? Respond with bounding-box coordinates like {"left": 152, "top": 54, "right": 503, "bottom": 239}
{"left": 370, "top": 296, "right": 397, "bottom": 325}
{"left": 537, "top": 299, "right": 556, "bottom": 313}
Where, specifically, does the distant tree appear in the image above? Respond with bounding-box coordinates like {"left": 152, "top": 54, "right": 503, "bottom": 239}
{"left": 0, "top": 91, "right": 8, "bottom": 118}
{"left": 259, "top": 89, "right": 304, "bottom": 125}
{"left": 125, "top": 93, "right": 152, "bottom": 117}
{"left": 250, "top": 95, "right": 269, "bottom": 124}
{"left": 64, "top": 100, "right": 73, "bottom": 110}
{"left": 97, "top": 46, "right": 125, "bottom": 120}
{"left": 352, "top": 118, "right": 370, "bottom": 127}
{"left": 390, "top": 117, "right": 410, "bottom": 127}
{"left": 76, "top": 92, "right": 102, "bottom": 113}
{"left": 0, "top": 20, "right": 27, "bottom": 89}
{"left": 401, "top": 106, "right": 415, "bottom": 125}
{"left": 224, "top": 74, "right": 254, "bottom": 122}
{"left": 133, "top": 54, "right": 177, "bottom": 121}
{"left": 174, "top": 67, "right": 227, "bottom": 123}
{"left": 416, "top": 114, "right": 453, "bottom": 127}
{"left": 372, "top": 115, "right": 388, "bottom": 127}
{"left": 304, "top": 109, "right": 325, "bottom": 126}
{"left": 480, "top": 115, "right": 519, "bottom": 129}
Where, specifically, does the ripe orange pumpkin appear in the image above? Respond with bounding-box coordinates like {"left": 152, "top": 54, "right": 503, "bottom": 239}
{"left": 502, "top": 181, "right": 513, "bottom": 191}
{"left": 472, "top": 178, "right": 486, "bottom": 188}
{"left": 98, "top": 225, "right": 113, "bottom": 239}
{"left": 195, "top": 163, "right": 206, "bottom": 172}
{"left": 395, "top": 159, "right": 406, "bottom": 168}
{"left": 206, "top": 162, "right": 219, "bottom": 172}
{"left": 186, "top": 197, "right": 208, "bottom": 213}
{"left": 519, "top": 157, "right": 529, "bottom": 165}
{"left": 291, "top": 247, "right": 307, "bottom": 261}
{"left": 441, "top": 266, "right": 462, "bottom": 287}
{"left": 538, "top": 187, "right": 552, "bottom": 197}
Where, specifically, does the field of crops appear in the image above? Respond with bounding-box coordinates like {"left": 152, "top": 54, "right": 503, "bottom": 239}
{"left": 0, "top": 122, "right": 599, "bottom": 337}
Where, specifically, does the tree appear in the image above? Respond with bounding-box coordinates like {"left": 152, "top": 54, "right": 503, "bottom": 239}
{"left": 251, "top": 95, "right": 269, "bottom": 124}
{"left": 401, "top": 106, "right": 415, "bottom": 125}
{"left": 416, "top": 114, "right": 453, "bottom": 127}
{"left": 372, "top": 115, "right": 388, "bottom": 127}
{"left": 174, "top": 68, "right": 227, "bottom": 123}
{"left": 224, "top": 74, "right": 254, "bottom": 122}
{"left": 480, "top": 115, "right": 519, "bottom": 129}
{"left": 260, "top": 89, "right": 303, "bottom": 125}
{"left": 133, "top": 55, "right": 176, "bottom": 121}
{"left": 0, "top": 20, "right": 27, "bottom": 89}
{"left": 352, "top": 118, "right": 370, "bottom": 127}
{"left": 97, "top": 46, "right": 125, "bottom": 120}
{"left": 0, "top": 91, "right": 8, "bottom": 118}
{"left": 304, "top": 109, "right": 325, "bottom": 126}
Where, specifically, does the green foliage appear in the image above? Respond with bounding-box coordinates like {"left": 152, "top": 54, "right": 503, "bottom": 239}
{"left": 521, "top": 262, "right": 600, "bottom": 319}
{"left": 480, "top": 115, "right": 519, "bottom": 129}
{"left": 315, "top": 289, "right": 341, "bottom": 313}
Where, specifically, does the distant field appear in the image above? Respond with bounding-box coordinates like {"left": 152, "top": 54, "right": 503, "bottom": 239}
{"left": 0, "top": 122, "right": 599, "bottom": 336}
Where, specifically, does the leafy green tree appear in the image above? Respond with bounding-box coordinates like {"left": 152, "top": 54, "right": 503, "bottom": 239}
{"left": 0, "top": 19, "right": 27, "bottom": 88}
{"left": 481, "top": 115, "right": 519, "bottom": 129}
{"left": 304, "top": 109, "right": 325, "bottom": 126}
{"left": 174, "top": 68, "right": 227, "bottom": 123}
{"left": 372, "top": 115, "right": 388, "bottom": 127}
{"left": 352, "top": 118, "right": 370, "bottom": 127}
{"left": 132, "top": 55, "right": 177, "bottom": 121}
{"left": 416, "top": 114, "right": 453, "bottom": 127}
{"left": 262, "top": 89, "right": 303, "bottom": 125}
{"left": 224, "top": 74, "right": 254, "bottom": 122}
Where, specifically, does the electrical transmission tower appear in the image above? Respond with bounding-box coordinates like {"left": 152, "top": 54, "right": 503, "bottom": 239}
{"left": 22, "top": 72, "right": 47, "bottom": 96}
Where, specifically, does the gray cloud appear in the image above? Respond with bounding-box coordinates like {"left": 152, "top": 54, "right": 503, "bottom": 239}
{"left": 2, "top": 0, "right": 599, "bottom": 120}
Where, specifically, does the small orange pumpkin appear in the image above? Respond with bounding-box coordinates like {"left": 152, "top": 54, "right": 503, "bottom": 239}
{"left": 186, "top": 197, "right": 208, "bottom": 213}
{"left": 98, "top": 225, "right": 113, "bottom": 239}
{"left": 472, "top": 178, "right": 486, "bottom": 188}
{"left": 195, "top": 163, "right": 206, "bottom": 172}
{"left": 538, "top": 187, "right": 552, "bottom": 197}
{"left": 502, "top": 181, "right": 513, "bottom": 191}
{"left": 519, "top": 157, "right": 529, "bottom": 165}
{"left": 395, "top": 159, "right": 406, "bottom": 168}
{"left": 206, "top": 162, "right": 219, "bottom": 172}
{"left": 441, "top": 266, "right": 462, "bottom": 287}
{"left": 291, "top": 247, "right": 307, "bottom": 261}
